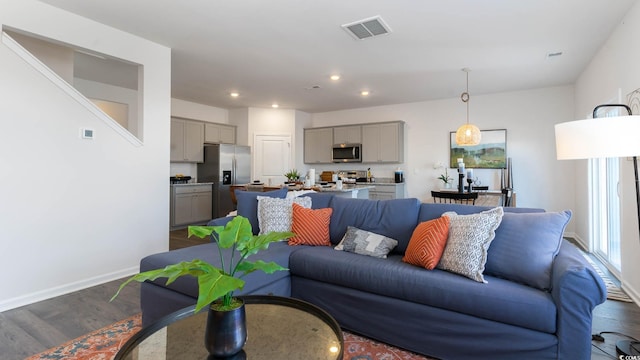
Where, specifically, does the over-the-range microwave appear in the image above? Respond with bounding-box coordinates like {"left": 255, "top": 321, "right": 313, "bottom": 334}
{"left": 332, "top": 143, "right": 361, "bottom": 163}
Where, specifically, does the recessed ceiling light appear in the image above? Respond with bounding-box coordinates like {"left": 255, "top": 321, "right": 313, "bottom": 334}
{"left": 230, "top": 92, "right": 239, "bottom": 98}
{"left": 330, "top": 75, "right": 340, "bottom": 81}
{"left": 272, "top": 103, "right": 279, "bottom": 108}
{"left": 361, "top": 90, "right": 370, "bottom": 96}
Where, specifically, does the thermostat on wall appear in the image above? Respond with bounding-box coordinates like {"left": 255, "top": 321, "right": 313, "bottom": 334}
{"left": 81, "top": 128, "right": 94, "bottom": 139}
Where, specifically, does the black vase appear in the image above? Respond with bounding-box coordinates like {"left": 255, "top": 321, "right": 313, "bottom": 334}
{"left": 204, "top": 299, "right": 247, "bottom": 357}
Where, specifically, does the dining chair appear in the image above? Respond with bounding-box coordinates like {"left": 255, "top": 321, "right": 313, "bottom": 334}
{"left": 431, "top": 191, "right": 479, "bottom": 205}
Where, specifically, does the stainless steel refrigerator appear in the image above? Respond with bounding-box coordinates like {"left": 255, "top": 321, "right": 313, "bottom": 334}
{"left": 197, "top": 144, "right": 251, "bottom": 218}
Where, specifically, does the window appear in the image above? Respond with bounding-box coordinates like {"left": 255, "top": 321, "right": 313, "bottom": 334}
{"left": 589, "top": 107, "right": 622, "bottom": 272}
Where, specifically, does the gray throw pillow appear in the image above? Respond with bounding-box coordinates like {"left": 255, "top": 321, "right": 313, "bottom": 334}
{"left": 335, "top": 226, "right": 398, "bottom": 259}
{"left": 437, "top": 207, "right": 504, "bottom": 283}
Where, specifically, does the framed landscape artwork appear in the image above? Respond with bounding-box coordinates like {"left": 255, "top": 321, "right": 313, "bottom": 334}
{"left": 449, "top": 129, "right": 507, "bottom": 169}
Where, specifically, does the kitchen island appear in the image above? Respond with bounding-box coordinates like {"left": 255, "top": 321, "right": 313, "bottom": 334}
{"left": 242, "top": 183, "right": 375, "bottom": 199}
{"left": 317, "top": 184, "right": 374, "bottom": 199}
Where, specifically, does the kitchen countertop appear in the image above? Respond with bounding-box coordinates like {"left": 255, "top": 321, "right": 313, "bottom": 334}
{"left": 356, "top": 181, "right": 404, "bottom": 186}
{"left": 319, "top": 184, "right": 374, "bottom": 193}
{"left": 171, "top": 182, "right": 213, "bottom": 186}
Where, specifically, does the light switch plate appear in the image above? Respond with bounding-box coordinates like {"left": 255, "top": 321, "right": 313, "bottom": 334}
{"left": 81, "top": 128, "right": 94, "bottom": 139}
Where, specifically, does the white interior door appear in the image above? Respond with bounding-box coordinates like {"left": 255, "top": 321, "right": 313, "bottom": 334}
{"left": 254, "top": 134, "right": 291, "bottom": 186}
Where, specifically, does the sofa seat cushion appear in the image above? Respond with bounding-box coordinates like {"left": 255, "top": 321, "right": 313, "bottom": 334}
{"left": 289, "top": 246, "right": 556, "bottom": 333}
{"left": 328, "top": 197, "right": 421, "bottom": 254}
{"left": 140, "top": 241, "right": 297, "bottom": 299}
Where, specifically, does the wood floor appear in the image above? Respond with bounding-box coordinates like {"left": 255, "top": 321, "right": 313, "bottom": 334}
{"left": 1, "top": 230, "right": 638, "bottom": 360}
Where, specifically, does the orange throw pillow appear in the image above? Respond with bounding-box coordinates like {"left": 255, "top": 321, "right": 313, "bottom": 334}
{"left": 403, "top": 216, "right": 450, "bottom": 270}
{"left": 289, "top": 203, "right": 333, "bottom": 246}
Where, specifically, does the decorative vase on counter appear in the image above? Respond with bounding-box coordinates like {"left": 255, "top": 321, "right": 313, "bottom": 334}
{"left": 204, "top": 299, "right": 247, "bottom": 357}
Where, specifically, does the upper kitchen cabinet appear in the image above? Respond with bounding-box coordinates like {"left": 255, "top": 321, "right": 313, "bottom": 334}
{"left": 170, "top": 118, "right": 204, "bottom": 162}
{"left": 205, "top": 123, "right": 236, "bottom": 144}
{"left": 304, "top": 127, "right": 333, "bottom": 164}
{"left": 362, "top": 121, "right": 404, "bottom": 163}
{"left": 333, "top": 125, "right": 361, "bottom": 144}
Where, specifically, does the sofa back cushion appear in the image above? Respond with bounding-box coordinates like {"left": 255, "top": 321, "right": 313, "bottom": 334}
{"left": 328, "top": 197, "right": 421, "bottom": 254}
{"left": 299, "top": 192, "right": 335, "bottom": 209}
{"left": 418, "top": 203, "right": 544, "bottom": 223}
{"left": 484, "top": 210, "right": 572, "bottom": 290}
{"left": 236, "top": 187, "right": 288, "bottom": 234}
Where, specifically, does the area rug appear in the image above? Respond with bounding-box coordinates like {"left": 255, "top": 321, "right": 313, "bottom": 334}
{"left": 25, "top": 314, "right": 142, "bottom": 360}
{"left": 581, "top": 253, "right": 634, "bottom": 303}
{"left": 25, "top": 313, "right": 433, "bottom": 360}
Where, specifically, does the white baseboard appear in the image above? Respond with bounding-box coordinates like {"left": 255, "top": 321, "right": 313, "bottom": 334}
{"left": 563, "top": 231, "right": 589, "bottom": 251}
{"left": 0, "top": 266, "right": 139, "bottom": 313}
{"left": 621, "top": 281, "right": 640, "bottom": 307}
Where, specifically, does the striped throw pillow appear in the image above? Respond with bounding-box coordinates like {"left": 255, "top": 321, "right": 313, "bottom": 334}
{"left": 289, "top": 203, "right": 332, "bottom": 246}
{"left": 402, "top": 216, "right": 450, "bottom": 270}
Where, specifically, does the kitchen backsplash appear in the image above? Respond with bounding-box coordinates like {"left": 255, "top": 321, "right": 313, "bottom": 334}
{"left": 170, "top": 163, "right": 196, "bottom": 178}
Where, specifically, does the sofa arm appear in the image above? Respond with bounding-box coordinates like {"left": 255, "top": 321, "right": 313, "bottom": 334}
{"left": 551, "top": 240, "right": 606, "bottom": 360}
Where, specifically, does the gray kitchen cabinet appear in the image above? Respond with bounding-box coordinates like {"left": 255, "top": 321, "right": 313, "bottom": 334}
{"left": 171, "top": 118, "right": 204, "bottom": 162}
{"left": 171, "top": 184, "right": 213, "bottom": 228}
{"left": 369, "top": 183, "right": 405, "bottom": 200}
{"left": 304, "top": 127, "right": 333, "bottom": 164}
{"left": 205, "top": 123, "right": 236, "bottom": 144}
{"left": 333, "top": 125, "right": 362, "bottom": 144}
{"left": 362, "top": 121, "right": 404, "bottom": 163}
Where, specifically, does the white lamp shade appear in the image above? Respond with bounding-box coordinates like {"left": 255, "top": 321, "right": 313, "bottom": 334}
{"left": 555, "top": 115, "right": 640, "bottom": 160}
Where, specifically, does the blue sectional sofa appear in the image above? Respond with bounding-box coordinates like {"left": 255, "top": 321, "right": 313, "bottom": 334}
{"left": 139, "top": 191, "right": 606, "bottom": 360}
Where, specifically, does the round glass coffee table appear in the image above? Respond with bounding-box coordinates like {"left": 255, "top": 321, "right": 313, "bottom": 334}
{"left": 115, "top": 295, "right": 343, "bottom": 359}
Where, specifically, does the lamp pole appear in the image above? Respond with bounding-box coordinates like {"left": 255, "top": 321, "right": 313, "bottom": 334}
{"left": 592, "top": 104, "right": 640, "bottom": 357}
{"left": 592, "top": 104, "right": 640, "bottom": 238}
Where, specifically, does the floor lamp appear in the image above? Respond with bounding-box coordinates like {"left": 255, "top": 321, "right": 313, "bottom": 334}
{"left": 555, "top": 104, "right": 640, "bottom": 356}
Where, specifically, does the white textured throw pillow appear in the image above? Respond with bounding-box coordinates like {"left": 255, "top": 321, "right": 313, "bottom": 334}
{"left": 257, "top": 196, "right": 312, "bottom": 234}
{"left": 437, "top": 207, "right": 504, "bottom": 283}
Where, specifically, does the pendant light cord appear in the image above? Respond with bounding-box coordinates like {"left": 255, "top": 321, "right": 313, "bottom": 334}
{"left": 461, "top": 68, "right": 470, "bottom": 125}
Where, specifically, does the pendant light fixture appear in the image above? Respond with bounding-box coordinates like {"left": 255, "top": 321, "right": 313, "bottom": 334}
{"left": 455, "top": 68, "right": 481, "bottom": 146}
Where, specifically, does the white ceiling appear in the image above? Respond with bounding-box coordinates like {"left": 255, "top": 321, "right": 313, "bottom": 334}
{"left": 39, "top": 0, "right": 638, "bottom": 113}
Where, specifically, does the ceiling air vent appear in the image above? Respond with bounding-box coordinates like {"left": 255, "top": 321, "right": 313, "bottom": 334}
{"left": 342, "top": 16, "right": 392, "bottom": 40}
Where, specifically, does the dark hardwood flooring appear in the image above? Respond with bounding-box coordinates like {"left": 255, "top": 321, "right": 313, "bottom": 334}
{"left": 2, "top": 230, "right": 638, "bottom": 359}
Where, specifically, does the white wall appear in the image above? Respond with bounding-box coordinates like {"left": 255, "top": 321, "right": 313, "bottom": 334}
{"left": 0, "top": 1, "right": 171, "bottom": 310}
{"left": 171, "top": 98, "right": 229, "bottom": 124}
{"left": 74, "top": 78, "right": 139, "bottom": 135}
{"left": 574, "top": 0, "right": 640, "bottom": 303}
{"left": 310, "top": 85, "right": 575, "bottom": 214}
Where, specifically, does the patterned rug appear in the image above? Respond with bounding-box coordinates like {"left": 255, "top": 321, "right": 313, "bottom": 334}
{"left": 26, "top": 313, "right": 432, "bottom": 360}
{"left": 25, "top": 314, "right": 142, "bottom": 360}
{"left": 581, "top": 253, "right": 634, "bottom": 303}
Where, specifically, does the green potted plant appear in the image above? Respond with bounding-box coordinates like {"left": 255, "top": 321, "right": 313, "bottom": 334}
{"left": 111, "top": 216, "right": 294, "bottom": 357}
{"left": 284, "top": 169, "right": 301, "bottom": 183}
